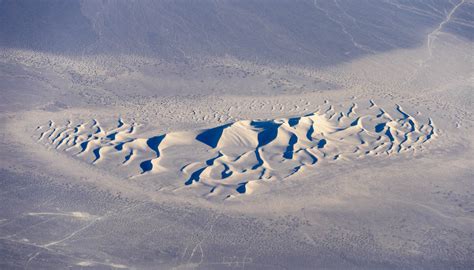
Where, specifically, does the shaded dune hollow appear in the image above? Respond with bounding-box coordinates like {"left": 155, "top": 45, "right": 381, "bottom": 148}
{"left": 36, "top": 101, "right": 437, "bottom": 198}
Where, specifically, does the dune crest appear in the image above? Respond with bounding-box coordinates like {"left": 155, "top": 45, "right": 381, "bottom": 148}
{"left": 36, "top": 101, "right": 437, "bottom": 197}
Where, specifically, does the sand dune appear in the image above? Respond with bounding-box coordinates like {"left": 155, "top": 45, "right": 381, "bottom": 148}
{"left": 36, "top": 101, "right": 437, "bottom": 198}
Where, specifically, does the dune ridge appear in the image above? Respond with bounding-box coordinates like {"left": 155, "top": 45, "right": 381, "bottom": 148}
{"left": 36, "top": 101, "right": 437, "bottom": 197}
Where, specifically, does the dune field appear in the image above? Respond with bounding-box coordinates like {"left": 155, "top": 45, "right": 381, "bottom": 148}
{"left": 1, "top": 1, "right": 473, "bottom": 269}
